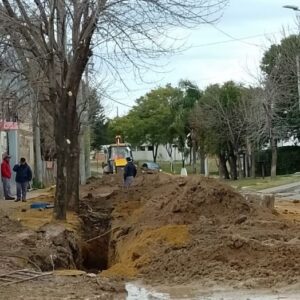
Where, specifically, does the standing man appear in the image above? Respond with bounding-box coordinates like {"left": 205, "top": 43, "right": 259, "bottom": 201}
{"left": 123, "top": 157, "right": 137, "bottom": 187}
{"left": 13, "top": 157, "right": 32, "bottom": 202}
{"left": 1, "top": 153, "right": 15, "bottom": 200}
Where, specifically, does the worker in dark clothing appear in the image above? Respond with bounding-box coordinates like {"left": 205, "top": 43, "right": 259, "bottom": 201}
{"left": 13, "top": 157, "right": 32, "bottom": 202}
{"left": 123, "top": 157, "right": 137, "bottom": 187}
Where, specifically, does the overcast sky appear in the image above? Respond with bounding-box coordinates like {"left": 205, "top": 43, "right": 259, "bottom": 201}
{"left": 97, "top": 0, "right": 300, "bottom": 117}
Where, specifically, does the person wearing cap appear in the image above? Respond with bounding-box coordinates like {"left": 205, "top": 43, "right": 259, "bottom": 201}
{"left": 13, "top": 157, "right": 32, "bottom": 202}
{"left": 1, "top": 153, "right": 15, "bottom": 200}
{"left": 123, "top": 157, "right": 137, "bottom": 187}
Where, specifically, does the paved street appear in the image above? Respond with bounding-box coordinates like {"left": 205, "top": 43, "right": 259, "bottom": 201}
{"left": 259, "top": 181, "right": 300, "bottom": 200}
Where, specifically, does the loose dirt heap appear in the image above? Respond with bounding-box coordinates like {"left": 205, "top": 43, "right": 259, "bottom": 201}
{"left": 0, "top": 194, "right": 125, "bottom": 299}
{"left": 82, "top": 173, "right": 300, "bottom": 288}
{"left": 0, "top": 212, "right": 81, "bottom": 273}
{"left": 1, "top": 172, "right": 300, "bottom": 297}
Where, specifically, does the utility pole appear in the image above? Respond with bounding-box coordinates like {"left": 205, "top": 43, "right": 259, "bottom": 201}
{"left": 78, "top": 81, "right": 86, "bottom": 185}
{"left": 84, "top": 65, "right": 91, "bottom": 179}
{"left": 32, "top": 89, "right": 43, "bottom": 187}
{"left": 297, "top": 54, "right": 300, "bottom": 110}
{"left": 283, "top": 5, "right": 300, "bottom": 110}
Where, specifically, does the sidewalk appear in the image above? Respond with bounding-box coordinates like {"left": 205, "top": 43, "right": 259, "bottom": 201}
{"left": 258, "top": 181, "right": 300, "bottom": 194}
{"left": 0, "top": 186, "right": 51, "bottom": 201}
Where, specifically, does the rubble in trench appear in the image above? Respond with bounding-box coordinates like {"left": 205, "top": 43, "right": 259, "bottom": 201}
{"left": 0, "top": 172, "right": 299, "bottom": 289}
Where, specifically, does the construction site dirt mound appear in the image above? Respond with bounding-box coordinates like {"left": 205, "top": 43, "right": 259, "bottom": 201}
{"left": 1, "top": 172, "right": 299, "bottom": 296}
{"left": 83, "top": 173, "right": 300, "bottom": 288}
{"left": 141, "top": 175, "right": 251, "bottom": 225}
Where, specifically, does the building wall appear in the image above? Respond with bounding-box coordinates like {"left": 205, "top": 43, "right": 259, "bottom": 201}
{"left": 18, "top": 123, "right": 34, "bottom": 168}
{"left": 0, "top": 132, "right": 7, "bottom": 157}
{"left": 132, "top": 145, "right": 183, "bottom": 162}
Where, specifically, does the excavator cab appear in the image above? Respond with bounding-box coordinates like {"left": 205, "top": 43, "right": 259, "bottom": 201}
{"left": 103, "top": 136, "right": 133, "bottom": 174}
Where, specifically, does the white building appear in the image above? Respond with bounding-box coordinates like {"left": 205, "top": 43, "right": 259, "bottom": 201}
{"left": 132, "top": 144, "right": 183, "bottom": 162}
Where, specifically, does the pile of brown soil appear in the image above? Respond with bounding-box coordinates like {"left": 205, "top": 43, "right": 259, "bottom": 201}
{"left": 0, "top": 201, "right": 82, "bottom": 274}
{"left": 85, "top": 173, "right": 300, "bottom": 287}
{"left": 139, "top": 175, "right": 251, "bottom": 225}
{"left": 1, "top": 172, "right": 299, "bottom": 291}
{"left": 0, "top": 197, "right": 125, "bottom": 299}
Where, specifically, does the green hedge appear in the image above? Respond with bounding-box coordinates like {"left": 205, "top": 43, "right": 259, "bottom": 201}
{"left": 256, "top": 146, "right": 300, "bottom": 176}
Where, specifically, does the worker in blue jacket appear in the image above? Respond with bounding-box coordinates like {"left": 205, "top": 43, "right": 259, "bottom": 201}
{"left": 13, "top": 157, "right": 32, "bottom": 202}
{"left": 124, "top": 157, "right": 137, "bottom": 187}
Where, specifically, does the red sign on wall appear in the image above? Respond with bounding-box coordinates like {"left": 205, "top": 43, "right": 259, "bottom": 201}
{"left": 0, "top": 122, "right": 18, "bottom": 130}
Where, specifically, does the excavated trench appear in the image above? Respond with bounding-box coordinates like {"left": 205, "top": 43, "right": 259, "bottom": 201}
{"left": 15, "top": 203, "right": 114, "bottom": 275}
{"left": 24, "top": 194, "right": 117, "bottom": 274}
{"left": 78, "top": 199, "right": 114, "bottom": 273}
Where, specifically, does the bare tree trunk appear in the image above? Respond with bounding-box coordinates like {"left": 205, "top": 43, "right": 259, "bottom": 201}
{"left": 84, "top": 69, "right": 91, "bottom": 180}
{"left": 237, "top": 153, "right": 244, "bottom": 179}
{"left": 78, "top": 83, "right": 86, "bottom": 185}
{"left": 66, "top": 92, "right": 80, "bottom": 212}
{"left": 242, "top": 153, "right": 246, "bottom": 178}
{"left": 245, "top": 138, "right": 250, "bottom": 178}
{"left": 192, "top": 140, "right": 197, "bottom": 174}
{"left": 67, "top": 138, "right": 80, "bottom": 212}
{"left": 182, "top": 154, "right": 185, "bottom": 168}
{"left": 228, "top": 155, "right": 238, "bottom": 180}
{"left": 199, "top": 147, "right": 205, "bottom": 175}
{"left": 270, "top": 136, "right": 277, "bottom": 179}
{"left": 228, "top": 143, "right": 238, "bottom": 180}
{"left": 54, "top": 152, "right": 67, "bottom": 219}
{"left": 84, "top": 126, "right": 91, "bottom": 179}
{"left": 250, "top": 143, "right": 256, "bottom": 178}
{"left": 79, "top": 132, "right": 86, "bottom": 184}
{"left": 53, "top": 107, "right": 67, "bottom": 220}
{"left": 53, "top": 90, "right": 80, "bottom": 216}
{"left": 236, "top": 155, "right": 241, "bottom": 178}
{"left": 245, "top": 153, "right": 249, "bottom": 178}
{"left": 218, "top": 152, "right": 230, "bottom": 179}
{"left": 205, "top": 156, "right": 209, "bottom": 176}
{"left": 32, "top": 94, "right": 43, "bottom": 186}
{"left": 152, "top": 144, "right": 159, "bottom": 162}
{"left": 165, "top": 144, "right": 173, "bottom": 172}
{"left": 251, "top": 152, "right": 256, "bottom": 178}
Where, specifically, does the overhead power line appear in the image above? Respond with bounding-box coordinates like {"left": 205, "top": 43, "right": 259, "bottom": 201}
{"left": 209, "top": 23, "right": 261, "bottom": 47}
{"left": 107, "top": 97, "right": 133, "bottom": 108}
{"left": 192, "top": 31, "right": 278, "bottom": 49}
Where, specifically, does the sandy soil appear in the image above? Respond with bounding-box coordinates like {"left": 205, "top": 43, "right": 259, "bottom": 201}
{"left": 0, "top": 275, "right": 126, "bottom": 300}
{"left": 92, "top": 174, "right": 300, "bottom": 289}
{"left": 0, "top": 196, "right": 125, "bottom": 299}
{"left": 0, "top": 173, "right": 300, "bottom": 299}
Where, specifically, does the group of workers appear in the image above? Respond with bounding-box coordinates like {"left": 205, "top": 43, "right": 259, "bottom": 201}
{"left": 1, "top": 153, "right": 32, "bottom": 202}
{"left": 0, "top": 154, "right": 136, "bottom": 201}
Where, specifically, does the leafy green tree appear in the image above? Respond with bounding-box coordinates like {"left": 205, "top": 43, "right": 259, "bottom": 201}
{"left": 133, "top": 85, "right": 179, "bottom": 161}
{"left": 91, "top": 118, "right": 111, "bottom": 150}
{"left": 261, "top": 35, "right": 300, "bottom": 134}
{"left": 88, "top": 89, "right": 111, "bottom": 149}
{"left": 191, "top": 81, "right": 253, "bottom": 180}
{"left": 170, "top": 80, "right": 202, "bottom": 169}
{"left": 261, "top": 34, "right": 300, "bottom": 178}
{"left": 109, "top": 114, "right": 144, "bottom": 146}
{"left": 110, "top": 85, "right": 180, "bottom": 162}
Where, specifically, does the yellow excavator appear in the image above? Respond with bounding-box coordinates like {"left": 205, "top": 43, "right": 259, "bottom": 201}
{"left": 103, "top": 136, "right": 133, "bottom": 174}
